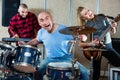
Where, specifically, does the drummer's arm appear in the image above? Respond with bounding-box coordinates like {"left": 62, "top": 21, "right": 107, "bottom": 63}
{"left": 26, "top": 38, "right": 39, "bottom": 46}
{"left": 19, "top": 38, "right": 39, "bottom": 46}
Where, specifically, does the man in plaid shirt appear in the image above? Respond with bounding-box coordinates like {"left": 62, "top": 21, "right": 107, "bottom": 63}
{"left": 8, "top": 3, "right": 41, "bottom": 39}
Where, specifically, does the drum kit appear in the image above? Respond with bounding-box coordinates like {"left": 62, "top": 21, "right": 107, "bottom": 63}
{"left": 57, "top": 25, "right": 105, "bottom": 80}
{"left": 0, "top": 25, "right": 105, "bottom": 80}
{"left": 0, "top": 38, "right": 41, "bottom": 80}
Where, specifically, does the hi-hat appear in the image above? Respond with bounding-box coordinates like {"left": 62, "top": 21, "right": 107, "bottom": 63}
{"left": 59, "top": 25, "right": 96, "bottom": 35}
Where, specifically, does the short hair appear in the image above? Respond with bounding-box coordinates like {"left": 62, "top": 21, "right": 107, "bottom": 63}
{"left": 19, "top": 3, "right": 28, "bottom": 9}
{"left": 38, "top": 10, "right": 52, "bottom": 18}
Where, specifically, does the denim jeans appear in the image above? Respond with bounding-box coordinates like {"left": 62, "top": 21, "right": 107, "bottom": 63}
{"left": 103, "top": 43, "right": 120, "bottom": 66}
{"left": 37, "top": 55, "right": 89, "bottom": 80}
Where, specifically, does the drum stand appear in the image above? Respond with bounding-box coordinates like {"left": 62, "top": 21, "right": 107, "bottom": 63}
{"left": 89, "top": 51, "right": 94, "bottom": 80}
{"left": 0, "top": 49, "right": 11, "bottom": 80}
{"left": 71, "top": 58, "right": 77, "bottom": 80}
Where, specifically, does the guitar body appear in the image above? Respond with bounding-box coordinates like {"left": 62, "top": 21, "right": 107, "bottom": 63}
{"left": 83, "top": 49, "right": 102, "bottom": 61}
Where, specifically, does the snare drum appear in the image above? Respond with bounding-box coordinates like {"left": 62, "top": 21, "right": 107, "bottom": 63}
{"left": 13, "top": 45, "right": 41, "bottom": 73}
{"left": 46, "top": 62, "right": 80, "bottom": 80}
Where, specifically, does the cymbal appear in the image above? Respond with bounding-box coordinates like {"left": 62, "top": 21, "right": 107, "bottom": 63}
{"left": 78, "top": 26, "right": 96, "bottom": 34}
{"left": 59, "top": 26, "right": 82, "bottom": 35}
{"left": 59, "top": 26, "right": 96, "bottom": 35}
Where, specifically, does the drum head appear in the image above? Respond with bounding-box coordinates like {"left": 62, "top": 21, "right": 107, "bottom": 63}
{"left": 48, "top": 62, "right": 79, "bottom": 70}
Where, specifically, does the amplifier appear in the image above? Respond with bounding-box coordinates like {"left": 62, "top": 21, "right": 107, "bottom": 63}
{"left": 112, "top": 38, "right": 120, "bottom": 53}
{"left": 110, "top": 67, "right": 120, "bottom": 80}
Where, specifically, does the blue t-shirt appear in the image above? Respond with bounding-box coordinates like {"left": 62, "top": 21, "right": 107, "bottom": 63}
{"left": 37, "top": 24, "right": 73, "bottom": 58}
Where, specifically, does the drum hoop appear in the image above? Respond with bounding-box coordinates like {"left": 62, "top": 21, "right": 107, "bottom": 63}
{"left": 18, "top": 45, "right": 41, "bottom": 55}
{"left": 0, "top": 41, "right": 15, "bottom": 49}
{"left": 47, "top": 62, "right": 79, "bottom": 70}
{"left": 47, "top": 65, "right": 79, "bottom": 70}
{"left": 14, "top": 62, "right": 34, "bottom": 67}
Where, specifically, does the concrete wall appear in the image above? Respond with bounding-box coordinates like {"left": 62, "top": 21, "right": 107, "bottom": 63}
{"left": 0, "top": 0, "right": 120, "bottom": 73}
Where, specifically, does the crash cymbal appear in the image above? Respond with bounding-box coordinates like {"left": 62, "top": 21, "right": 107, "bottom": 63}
{"left": 78, "top": 26, "right": 96, "bottom": 34}
{"left": 59, "top": 25, "right": 96, "bottom": 35}
{"left": 59, "top": 26, "right": 82, "bottom": 35}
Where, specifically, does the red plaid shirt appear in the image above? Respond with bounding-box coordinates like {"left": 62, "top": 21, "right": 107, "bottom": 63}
{"left": 8, "top": 12, "right": 41, "bottom": 39}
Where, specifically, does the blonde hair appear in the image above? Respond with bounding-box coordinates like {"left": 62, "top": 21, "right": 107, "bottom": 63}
{"left": 77, "top": 6, "right": 86, "bottom": 27}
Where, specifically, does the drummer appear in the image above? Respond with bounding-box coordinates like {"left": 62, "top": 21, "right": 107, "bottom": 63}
{"left": 21, "top": 10, "right": 89, "bottom": 80}
{"left": 8, "top": 3, "right": 41, "bottom": 44}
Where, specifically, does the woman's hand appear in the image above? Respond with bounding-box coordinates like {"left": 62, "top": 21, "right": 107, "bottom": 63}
{"left": 110, "top": 21, "right": 117, "bottom": 34}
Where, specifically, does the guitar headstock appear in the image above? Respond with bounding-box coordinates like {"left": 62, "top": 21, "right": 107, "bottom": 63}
{"left": 114, "top": 14, "right": 120, "bottom": 22}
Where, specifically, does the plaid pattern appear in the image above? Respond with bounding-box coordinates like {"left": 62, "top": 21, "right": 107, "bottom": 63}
{"left": 8, "top": 12, "right": 41, "bottom": 38}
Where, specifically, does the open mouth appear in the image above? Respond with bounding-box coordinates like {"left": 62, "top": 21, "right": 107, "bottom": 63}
{"left": 45, "top": 24, "right": 50, "bottom": 28}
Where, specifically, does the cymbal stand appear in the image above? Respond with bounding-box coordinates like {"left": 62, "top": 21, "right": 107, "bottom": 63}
{"left": 89, "top": 51, "right": 94, "bottom": 80}
{"left": 89, "top": 33, "right": 94, "bottom": 80}
{"left": 69, "top": 36, "right": 78, "bottom": 80}
{"left": 0, "top": 50, "right": 3, "bottom": 67}
{"left": 71, "top": 58, "right": 77, "bottom": 80}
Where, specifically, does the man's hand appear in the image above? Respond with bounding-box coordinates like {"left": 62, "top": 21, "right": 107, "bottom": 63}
{"left": 13, "top": 34, "right": 19, "bottom": 38}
